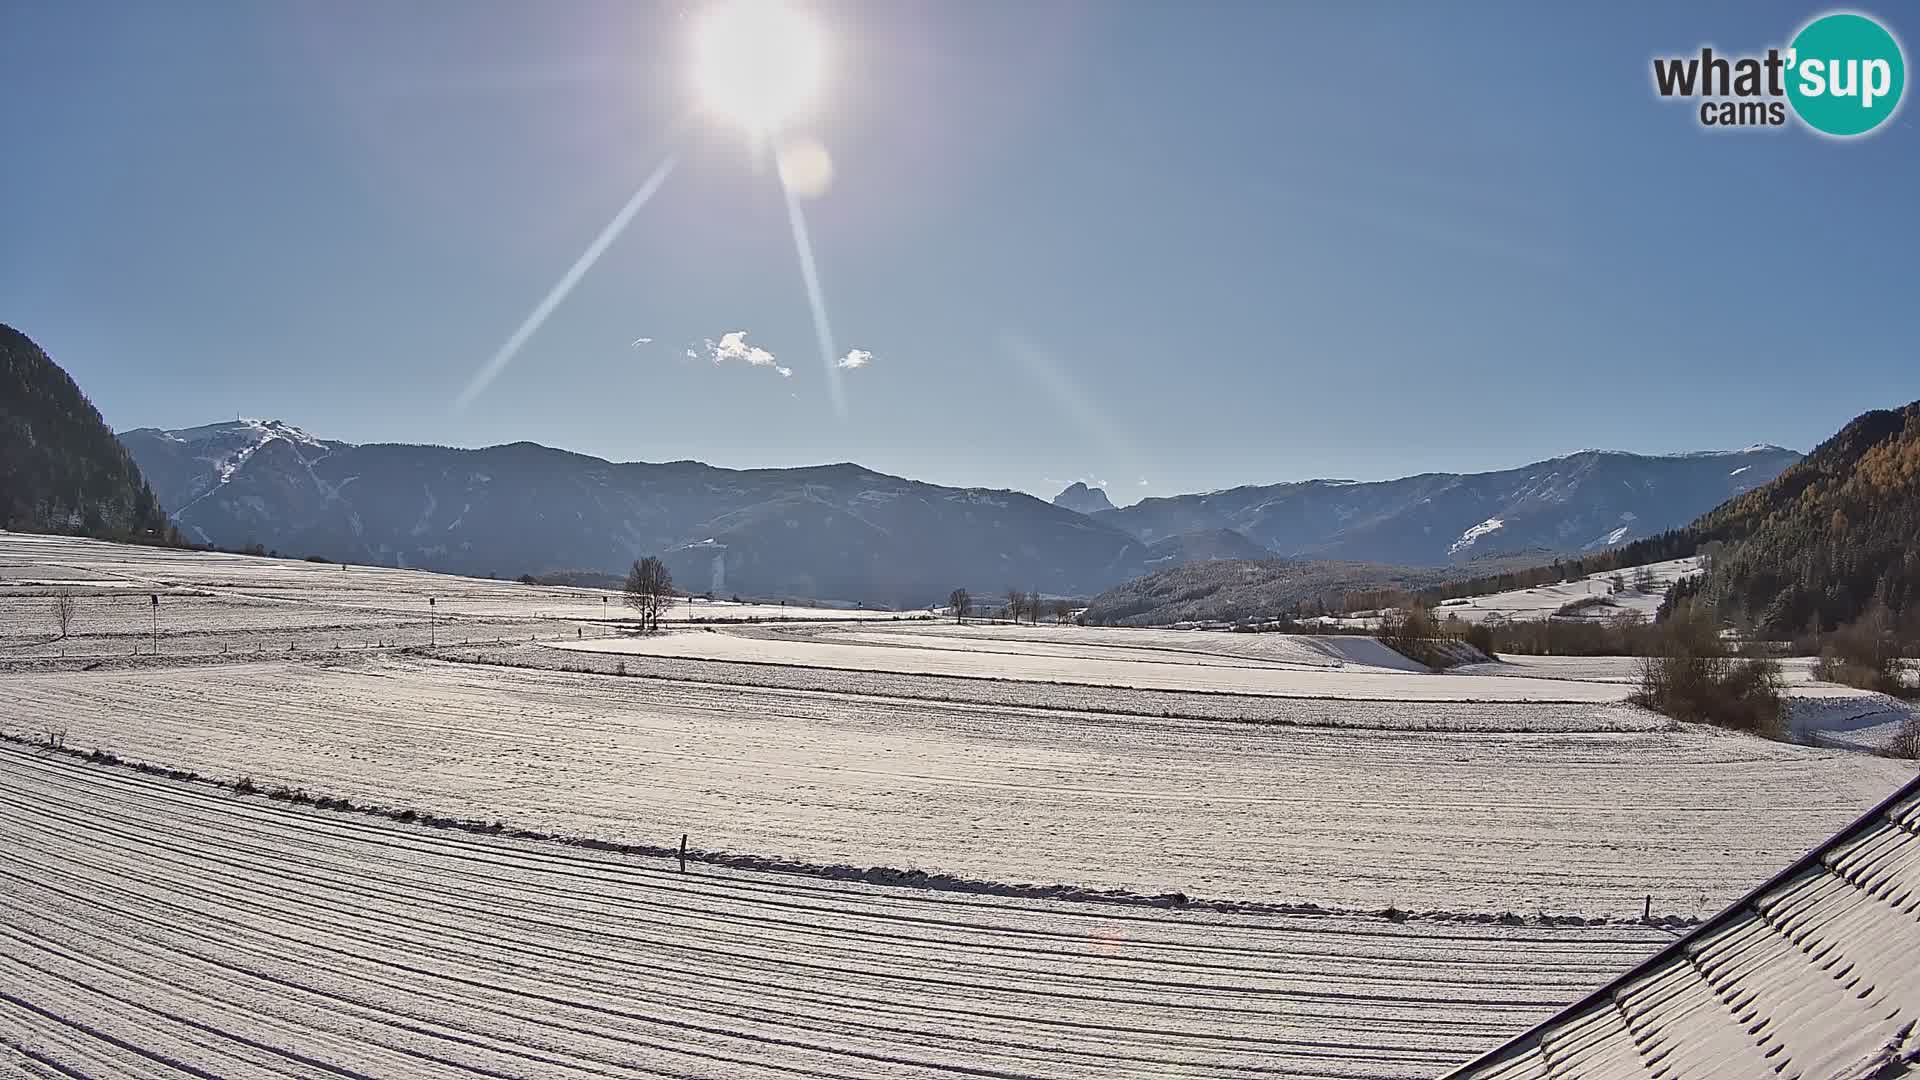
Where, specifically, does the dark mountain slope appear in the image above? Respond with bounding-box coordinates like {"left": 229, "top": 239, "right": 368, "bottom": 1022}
{"left": 119, "top": 421, "right": 1153, "bottom": 606}
{"left": 1686, "top": 400, "right": 1920, "bottom": 635}
{"left": 1052, "top": 482, "right": 1115, "bottom": 515}
{"left": 0, "top": 324, "right": 170, "bottom": 539}
{"left": 1097, "top": 447, "right": 1800, "bottom": 566}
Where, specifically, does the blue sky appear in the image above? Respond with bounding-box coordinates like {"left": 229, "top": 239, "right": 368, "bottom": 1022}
{"left": 4, "top": 1, "right": 1916, "bottom": 503}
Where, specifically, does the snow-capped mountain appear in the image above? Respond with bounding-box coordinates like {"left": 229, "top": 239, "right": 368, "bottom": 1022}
{"left": 1093, "top": 446, "right": 1801, "bottom": 566}
{"left": 118, "top": 421, "right": 1155, "bottom": 606}
{"left": 118, "top": 421, "right": 1801, "bottom": 603}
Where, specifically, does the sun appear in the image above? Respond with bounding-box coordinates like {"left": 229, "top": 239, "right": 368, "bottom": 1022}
{"left": 692, "top": 0, "right": 826, "bottom": 137}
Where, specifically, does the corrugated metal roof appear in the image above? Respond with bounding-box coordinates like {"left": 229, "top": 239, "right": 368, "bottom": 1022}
{"left": 1445, "top": 772, "right": 1920, "bottom": 1080}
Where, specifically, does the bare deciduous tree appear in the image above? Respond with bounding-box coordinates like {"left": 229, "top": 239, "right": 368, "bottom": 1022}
{"left": 1052, "top": 599, "right": 1074, "bottom": 624}
{"left": 948, "top": 588, "right": 971, "bottom": 624}
{"left": 51, "top": 592, "right": 75, "bottom": 639}
{"left": 1005, "top": 588, "right": 1026, "bottom": 624}
{"left": 624, "top": 556, "right": 675, "bottom": 634}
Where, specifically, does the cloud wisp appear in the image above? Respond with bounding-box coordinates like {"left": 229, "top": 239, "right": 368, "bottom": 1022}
{"left": 835, "top": 348, "right": 873, "bottom": 371}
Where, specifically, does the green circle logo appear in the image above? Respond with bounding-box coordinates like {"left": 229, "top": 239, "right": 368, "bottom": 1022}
{"left": 1787, "top": 12, "right": 1906, "bottom": 136}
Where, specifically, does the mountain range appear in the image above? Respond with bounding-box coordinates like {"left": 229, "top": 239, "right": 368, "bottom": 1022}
{"left": 116, "top": 416, "right": 1799, "bottom": 607}
{"left": 1090, "top": 446, "right": 1800, "bottom": 567}
{"left": 119, "top": 420, "right": 1150, "bottom": 606}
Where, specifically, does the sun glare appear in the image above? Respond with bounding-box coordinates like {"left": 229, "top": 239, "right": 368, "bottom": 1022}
{"left": 692, "top": 0, "right": 826, "bottom": 137}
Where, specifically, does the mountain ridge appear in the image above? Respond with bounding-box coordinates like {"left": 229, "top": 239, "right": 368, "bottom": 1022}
{"left": 1095, "top": 445, "right": 1800, "bottom": 566}
{"left": 118, "top": 417, "right": 1802, "bottom": 606}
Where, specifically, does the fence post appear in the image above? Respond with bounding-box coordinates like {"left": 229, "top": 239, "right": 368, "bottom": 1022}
{"left": 1643, "top": 895, "right": 1652, "bottom": 922}
{"left": 678, "top": 833, "right": 688, "bottom": 874}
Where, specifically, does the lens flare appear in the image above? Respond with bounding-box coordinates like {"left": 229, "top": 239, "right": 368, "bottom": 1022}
{"left": 454, "top": 156, "right": 679, "bottom": 412}
{"left": 692, "top": 0, "right": 826, "bottom": 137}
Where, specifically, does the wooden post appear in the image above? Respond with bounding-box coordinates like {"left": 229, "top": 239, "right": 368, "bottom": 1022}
{"left": 1643, "top": 895, "right": 1652, "bottom": 922}
{"left": 678, "top": 833, "right": 688, "bottom": 874}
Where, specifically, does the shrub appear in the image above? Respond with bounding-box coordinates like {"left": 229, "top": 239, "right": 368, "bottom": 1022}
{"left": 1630, "top": 613, "right": 1786, "bottom": 738}
{"left": 1459, "top": 621, "right": 1497, "bottom": 659}
{"left": 1810, "top": 608, "right": 1911, "bottom": 696}
{"left": 1376, "top": 607, "right": 1488, "bottom": 669}
{"left": 1485, "top": 612, "right": 1660, "bottom": 657}
{"left": 1888, "top": 713, "right": 1920, "bottom": 760}
{"left": 1554, "top": 595, "right": 1616, "bottom": 617}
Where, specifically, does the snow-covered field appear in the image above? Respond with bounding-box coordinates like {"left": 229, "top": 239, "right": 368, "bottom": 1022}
{"left": 555, "top": 623, "right": 1631, "bottom": 702}
{"left": 2, "top": 652, "right": 1907, "bottom": 915}
{"left": 0, "top": 744, "right": 1676, "bottom": 1079}
{"left": 1428, "top": 557, "right": 1704, "bottom": 625}
{"left": 0, "top": 532, "right": 920, "bottom": 658}
{"left": 2, "top": 534, "right": 1915, "bottom": 1076}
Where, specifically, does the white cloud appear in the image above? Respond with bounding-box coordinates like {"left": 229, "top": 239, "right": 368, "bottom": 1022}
{"left": 835, "top": 348, "right": 873, "bottom": 370}
{"left": 1138, "top": 477, "right": 1150, "bottom": 486}
{"left": 629, "top": 337, "right": 653, "bottom": 347}
{"left": 695, "top": 331, "right": 790, "bottom": 378}
{"left": 684, "top": 347, "right": 698, "bottom": 361}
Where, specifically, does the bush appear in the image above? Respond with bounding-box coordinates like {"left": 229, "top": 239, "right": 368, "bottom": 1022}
{"left": 1481, "top": 612, "right": 1660, "bottom": 657}
{"left": 1376, "top": 607, "right": 1490, "bottom": 669}
{"left": 1554, "top": 596, "right": 1616, "bottom": 617}
{"left": 1888, "top": 714, "right": 1920, "bottom": 760}
{"left": 1459, "top": 621, "right": 1497, "bottom": 659}
{"left": 1809, "top": 609, "right": 1911, "bottom": 696}
{"left": 1630, "top": 613, "right": 1786, "bottom": 738}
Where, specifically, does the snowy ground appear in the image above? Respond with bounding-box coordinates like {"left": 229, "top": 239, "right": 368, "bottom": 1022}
{"left": 0, "top": 532, "right": 922, "bottom": 659}
{"left": 2, "top": 651, "right": 1908, "bottom": 916}
{"left": 554, "top": 623, "right": 1630, "bottom": 703}
{"left": 0, "top": 744, "right": 1676, "bottom": 1079}
{"left": 1426, "top": 557, "right": 1705, "bottom": 625}
{"left": 2, "top": 534, "right": 1915, "bottom": 1076}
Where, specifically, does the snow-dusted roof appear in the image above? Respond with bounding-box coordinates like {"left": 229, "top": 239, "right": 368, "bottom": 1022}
{"left": 1445, "top": 773, "right": 1920, "bottom": 1080}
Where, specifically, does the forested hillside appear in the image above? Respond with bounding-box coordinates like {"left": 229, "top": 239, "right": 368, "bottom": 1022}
{"left": 0, "top": 323, "right": 172, "bottom": 540}
{"left": 1687, "top": 400, "right": 1920, "bottom": 636}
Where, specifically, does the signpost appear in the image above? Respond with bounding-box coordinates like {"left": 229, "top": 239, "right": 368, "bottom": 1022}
{"left": 149, "top": 593, "right": 158, "bottom": 654}
{"left": 429, "top": 596, "right": 436, "bottom": 648}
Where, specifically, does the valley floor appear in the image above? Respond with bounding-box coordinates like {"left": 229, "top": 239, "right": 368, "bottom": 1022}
{"left": 1, "top": 532, "right": 1914, "bottom": 1077}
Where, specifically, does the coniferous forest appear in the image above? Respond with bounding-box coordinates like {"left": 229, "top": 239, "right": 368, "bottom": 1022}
{"left": 1, "top": 323, "right": 174, "bottom": 541}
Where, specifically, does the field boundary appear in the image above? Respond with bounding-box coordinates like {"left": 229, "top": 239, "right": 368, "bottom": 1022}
{"left": 474, "top": 641, "right": 1637, "bottom": 708}
{"left": 416, "top": 644, "right": 1668, "bottom": 733}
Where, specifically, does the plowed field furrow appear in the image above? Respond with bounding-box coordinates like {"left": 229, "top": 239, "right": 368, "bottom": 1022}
{"left": 0, "top": 746, "right": 1676, "bottom": 1079}
{"left": 0, "top": 656, "right": 1905, "bottom": 913}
